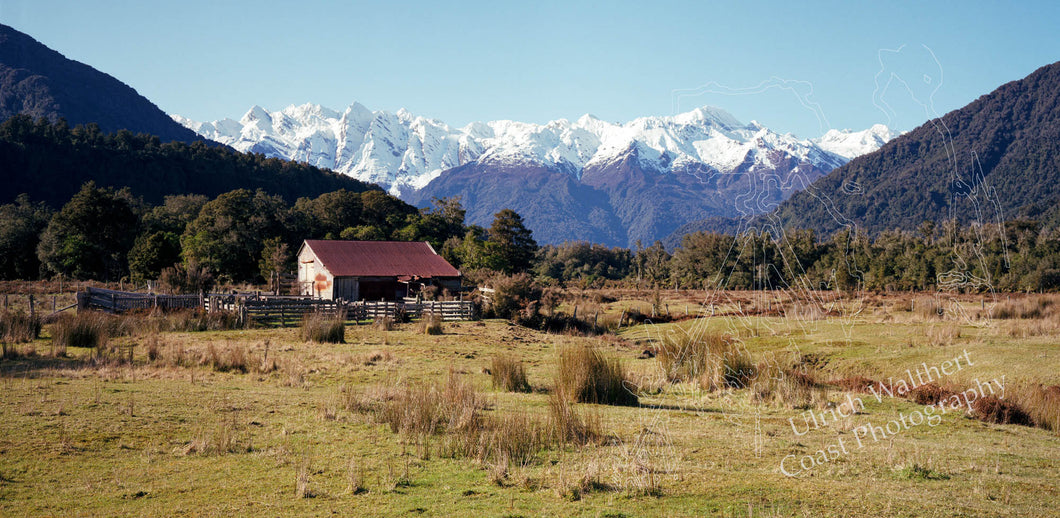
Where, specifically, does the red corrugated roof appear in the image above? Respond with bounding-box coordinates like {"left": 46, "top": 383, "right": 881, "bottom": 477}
{"left": 302, "top": 240, "right": 461, "bottom": 278}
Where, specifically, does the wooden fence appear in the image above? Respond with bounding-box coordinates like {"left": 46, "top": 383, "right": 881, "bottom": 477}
{"left": 394, "top": 301, "right": 475, "bottom": 321}
{"left": 77, "top": 287, "right": 203, "bottom": 313}
{"left": 75, "top": 287, "right": 476, "bottom": 327}
{"left": 242, "top": 298, "right": 351, "bottom": 327}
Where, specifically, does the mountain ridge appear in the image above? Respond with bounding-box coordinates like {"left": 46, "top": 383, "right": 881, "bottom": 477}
{"left": 0, "top": 23, "right": 203, "bottom": 143}
{"left": 767, "top": 60, "right": 1060, "bottom": 236}
{"left": 179, "top": 103, "right": 891, "bottom": 246}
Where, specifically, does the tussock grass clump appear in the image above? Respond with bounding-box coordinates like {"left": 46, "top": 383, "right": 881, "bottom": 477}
{"left": 477, "top": 412, "right": 553, "bottom": 467}
{"left": 912, "top": 296, "right": 946, "bottom": 320}
{"left": 556, "top": 345, "right": 638, "bottom": 406}
{"left": 925, "top": 323, "right": 961, "bottom": 346}
{"left": 1014, "top": 384, "right": 1060, "bottom": 431}
{"left": 750, "top": 359, "right": 825, "bottom": 409}
{"left": 547, "top": 389, "right": 601, "bottom": 445}
{"left": 655, "top": 331, "right": 756, "bottom": 391}
{"left": 300, "top": 312, "right": 345, "bottom": 343}
{"left": 198, "top": 342, "right": 250, "bottom": 373}
{"left": 184, "top": 413, "right": 250, "bottom": 455}
{"left": 50, "top": 311, "right": 116, "bottom": 351}
{"left": 377, "top": 370, "right": 484, "bottom": 438}
{"left": 162, "top": 309, "right": 241, "bottom": 332}
{"left": 973, "top": 396, "right": 1032, "bottom": 426}
{"left": 1, "top": 310, "right": 42, "bottom": 344}
{"left": 491, "top": 355, "right": 531, "bottom": 393}
{"left": 372, "top": 316, "right": 395, "bottom": 332}
{"left": 418, "top": 313, "right": 444, "bottom": 335}
{"left": 895, "top": 463, "right": 950, "bottom": 481}
{"left": 992, "top": 295, "right": 1059, "bottom": 320}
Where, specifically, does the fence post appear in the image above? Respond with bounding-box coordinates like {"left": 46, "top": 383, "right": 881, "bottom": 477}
{"left": 29, "top": 294, "right": 35, "bottom": 319}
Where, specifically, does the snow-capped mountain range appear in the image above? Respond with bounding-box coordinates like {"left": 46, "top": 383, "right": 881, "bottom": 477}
{"left": 174, "top": 104, "right": 892, "bottom": 197}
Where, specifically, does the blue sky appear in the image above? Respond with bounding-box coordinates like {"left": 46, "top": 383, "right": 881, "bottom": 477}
{"left": 2, "top": 0, "right": 1058, "bottom": 138}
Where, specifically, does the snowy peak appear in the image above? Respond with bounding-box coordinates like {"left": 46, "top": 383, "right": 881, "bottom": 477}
{"left": 813, "top": 124, "right": 896, "bottom": 160}
{"left": 173, "top": 104, "right": 892, "bottom": 195}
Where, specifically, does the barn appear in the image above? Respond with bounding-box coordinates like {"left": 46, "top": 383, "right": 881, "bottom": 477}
{"left": 296, "top": 240, "right": 462, "bottom": 301}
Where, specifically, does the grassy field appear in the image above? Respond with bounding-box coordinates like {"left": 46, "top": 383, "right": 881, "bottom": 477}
{"left": 1, "top": 290, "right": 1058, "bottom": 517}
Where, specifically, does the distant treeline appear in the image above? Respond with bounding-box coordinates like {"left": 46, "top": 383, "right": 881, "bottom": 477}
{"left": 535, "top": 221, "right": 1060, "bottom": 293}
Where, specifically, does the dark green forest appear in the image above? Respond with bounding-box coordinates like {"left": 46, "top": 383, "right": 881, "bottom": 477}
{"left": 0, "top": 115, "right": 379, "bottom": 208}
{"left": 771, "top": 60, "right": 1060, "bottom": 235}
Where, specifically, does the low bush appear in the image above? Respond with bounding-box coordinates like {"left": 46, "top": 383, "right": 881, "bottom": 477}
{"left": 491, "top": 355, "right": 531, "bottom": 393}
{"left": 556, "top": 345, "right": 638, "bottom": 406}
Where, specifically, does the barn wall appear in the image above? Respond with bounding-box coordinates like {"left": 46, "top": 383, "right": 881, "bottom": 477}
{"left": 298, "top": 247, "right": 334, "bottom": 299}
{"left": 333, "top": 277, "right": 359, "bottom": 301}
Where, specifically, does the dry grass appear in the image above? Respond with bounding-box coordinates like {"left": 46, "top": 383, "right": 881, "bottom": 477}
{"left": 1012, "top": 384, "right": 1060, "bottom": 431}
{"left": 912, "top": 295, "right": 946, "bottom": 320}
{"left": 50, "top": 311, "right": 116, "bottom": 352}
{"left": 556, "top": 345, "right": 638, "bottom": 406}
{"left": 418, "top": 313, "right": 444, "bottom": 335}
{"left": 925, "top": 323, "right": 962, "bottom": 346}
{"left": 490, "top": 355, "right": 531, "bottom": 393}
{"left": 376, "top": 370, "right": 484, "bottom": 439}
{"left": 991, "top": 296, "right": 1058, "bottom": 320}
{"left": 300, "top": 312, "right": 346, "bottom": 343}
{"left": 655, "top": 330, "right": 756, "bottom": 391}
{"left": 547, "top": 389, "right": 601, "bottom": 445}
{"left": 750, "top": 358, "right": 826, "bottom": 409}
{"left": 198, "top": 342, "right": 250, "bottom": 373}
{"left": 372, "top": 316, "right": 395, "bottom": 332}
{"left": 0, "top": 310, "right": 41, "bottom": 344}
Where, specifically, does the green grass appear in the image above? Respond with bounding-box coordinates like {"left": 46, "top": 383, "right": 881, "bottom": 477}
{"left": 0, "top": 291, "right": 1058, "bottom": 516}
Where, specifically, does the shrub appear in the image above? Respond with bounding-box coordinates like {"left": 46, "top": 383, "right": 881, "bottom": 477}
{"left": 300, "top": 312, "right": 345, "bottom": 343}
{"left": 556, "top": 345, "right": 638, "bottom": 406}
{"left": 485, "top": 273, "right": 539, "bottom": 319}
{"left": 491, "top": 355, "right": 531, "bottom": 393}
{"left": 158, "top": 260, "right": 215, "bottom": 294}
{"left": 655, "top": 331, "right": 755, "bottom": 391}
